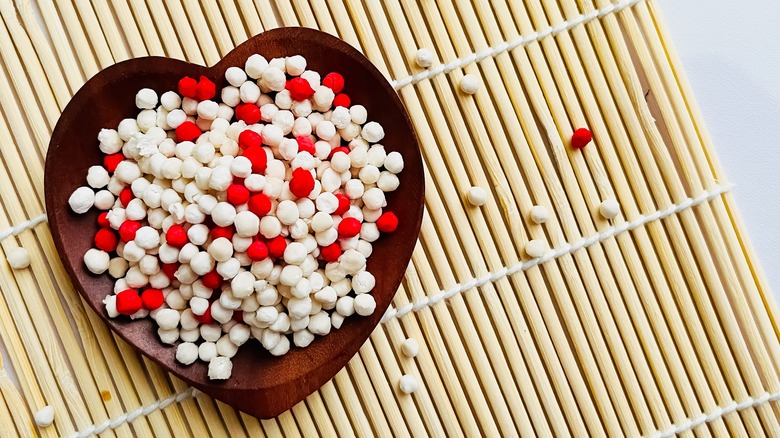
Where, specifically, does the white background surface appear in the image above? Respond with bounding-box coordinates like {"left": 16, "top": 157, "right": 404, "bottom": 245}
{"left": 659, "top": 1, "right": 780, "bottom": 295}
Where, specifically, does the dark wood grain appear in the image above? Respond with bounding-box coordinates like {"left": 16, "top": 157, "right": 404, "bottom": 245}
{"left": 44, "top": 28, "right": 423, "bottom": 419}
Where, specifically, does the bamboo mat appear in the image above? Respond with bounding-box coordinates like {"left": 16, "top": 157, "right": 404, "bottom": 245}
{"left": 0, "top": 0, "right": 779, "bottom": 436}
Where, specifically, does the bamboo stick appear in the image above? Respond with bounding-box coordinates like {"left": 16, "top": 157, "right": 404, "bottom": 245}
{"left": 0, "top": 351, "right": 36, "bottom": 438}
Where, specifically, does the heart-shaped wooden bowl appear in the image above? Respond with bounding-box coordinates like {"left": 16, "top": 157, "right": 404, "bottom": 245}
{"left": 44, "top": 27, "right": 423, "bottom": 419}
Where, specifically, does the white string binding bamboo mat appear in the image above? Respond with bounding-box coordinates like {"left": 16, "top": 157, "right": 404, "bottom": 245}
{"left": 0, "top": 0, "right": 778, "bottom": 436}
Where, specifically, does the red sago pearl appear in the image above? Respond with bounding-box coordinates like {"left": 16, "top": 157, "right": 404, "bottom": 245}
{"left": 195, "top": 76, "right": 216, "bottom": 100}
{"left": 286, "top": 77, "right": 315, "bottom": 101}
{"left": 178, "top": 76, "right": 198, "bottom": 99}
{"left": 201, "top": 270, "right": 223, "bottom": 289}
{"left": 338, "top": 217, "right": 361, "bottom": 238}
{"left": 97, "top": 212, "right": 110, "bottom": 228}
{"left": 194, "top": 304, "right": 214, "bottom": 324}
{"left": 119, "top": 187, "right": 133, "bottom": 207}
{"left": 333, "top": 194, "right": 350, "bottom": 215}
{"left": 289, "top": 168, "right": 314, "bottom": 198}
{"left": 235, "top": 103, "right": 262, "bottom": 124}
{"left": 238, "top": 130, "right": 262, "bottom": 149}
{"left": 296, "top": 136, "right": 315, "bottom": 154}
{"left": 322, "top": 72, "right": 345, "bottom": 93}
{"left": 226, "top": 184, "right": 250, "bottom": 205}
{"left": 320, "top": 243, "right": 342, "bottom": 262}
{"left": 333, "top": 93, "right": 351, "bottom": 108}
{"left": 376, "top": 212, "right": 399, "bottom": 233}
{"left": 247, "top": 241, "right": 269, "bottom": 261}
{"left": 241, "top": 145, "right": 267, "bottom": 173}
{"left": 175, "top": 121, "right": 201, "bottom": 142}
{"left": 165, "top": 224, "right": 188, "bottom": 248}
{"left": 94, "top": 228, "right": 118, "bottom": 252}
{"left": 247, "top": 193, "right": 272, "bottom": 216}
{"left": 161, "top": 262, "right": 179, "bottom": 279}
{"left": 141, "top": 288, "right": 165, "bottom": 310}
{"left": 103, "top": 154, "right": 124, "bottom": 173}
{"left": 268, "top": 236, "right": 287, "bottom": 258}
{"left": 118, "top": 220, "right": 142, "bottom": 243}
{"left": 210, "top": 226, "right": 234, "bottom": 240}
{"left": 116, "top": 289, "right": 142, "bottom": 315}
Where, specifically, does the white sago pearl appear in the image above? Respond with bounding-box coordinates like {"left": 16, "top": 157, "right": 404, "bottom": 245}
{"left": 345, "top": 179, "right": 364, "bottom": 199}
{"left": 86, "top": 165, "right": 110, "bottom": 188}
{"left": 84, "top": 249, "right": 109, "bottom": 274}
{"left": 361, "top": 122, "right": 384, "bottom": 143}
{"left": 415, "top": 48, "right": 434, "bottom": 67}
{"left": 211, "top": 202, "right": 237, "bottom": 227}
{"left": 34, "top": 406, "right": 55, "bottom": 428}
{"left": 190, "top": 251, "right": 215, "bottom": 276}
{"left": 259, "top": 216, "right": 282, "bottom": 239}
{"left": 135, "top": 88, "right": 158, "bottom": 109}
{"left": 155, "top": 308, "right": 180, "bottom": 330}
{"left": 232, "top": 211, "right": 259, "bottom": 237}
{"left": 351, "top": 271, "right": 375, "bottom": 294}
{"left": 459, "top": 74, "right": 479, "bottom": 94}
{"left": 330, "top": 106, "right": 351, "bottom": 129}
{"left": 197, "top": 100, "right": 219, "bottom": 120}
{"left": 245, "top": 54, "right": 268, "bottom": 78}
{"left": 401, "top": 338, "right": 419, "bottom": 357}
{"left": 160, "top": 91, "right": 181, "bottom": 110}
{"left": 530, "top": 205, "right": 549, "bottom": 224}
{"left": 175, "top": 342, "right": 198, "bottom": 365}
{"left": 115, "top": 161, "right": 141, "bottom": 184}
{"left": 599, "top": 199, "right": 620, "bottom": 219}
{"left": 208, "top": 356, "right": 233, "bottom": 380}
{"left": 285, "top": 55, "right": 306, "bottom": 76}
{"left": 319, "top": 168, "right": 342, "bottom": 193}
{"left": 280, "top": 265, "right": 303, "bottom": 287}
{"left": 184, "top": 204, "right": 205, "bottom": 224}
{"left": 137, "top": 109, "right": 157, "bottom": 131}
{"left": 349, "top": 147, "right": 368, "bottom": 168}
{"left": 311, "top": 211, "right": 334, "bottom": 233}
{"left": 208, "top": 237, "right": 234, "bottom": 262}
{"left": 239, "top": 81, "right": 261, "bottom": 103}
{"left": 525, "top": 240, "right": 546, "bottom": 258}
{"left": 359, "top": 165, "right": 380, "bottom": 184}
{"left": 217, "top": 335, "right": 239, "bottom": 358}
{"left": 7, "top": 247, "right": 30, "bottom": 270}
{"left": 93, "top": 190, "right": 114, "bottom": 210}
{"left": 221, "top": 86, "right": 241, "bottom": 107}
{"left": 97, "top": 129, "right": 122, "bottom": 154}
{"left": 68, "top": 187, "right": 95, "bottom": 214}
{"left": 335, "top": 296, "right": 355, "bottom": 317}
{"left": 225, "top": 66, "right": 247, "bottom": 87}
{"left": 349, "top": 105, "right": 367, "bottom": 125}
{"left": 300, "top": 70, "right": 320, "bottom": 88}
{"left": 377, "top": 172, "right": 400, "bottom": 192}
{"left": 198, "top": 342, "right": 217, "bottom": 362}
{"left": 312, "top": 86, "right": 335, "bottom": 111}
{"left": 276, "top": 200, "right": 299, "bottom": 225}
{"left": 353, "top": 293, "right": 376, "bottom": 316}
{"left": 330, "top": 151, "right": 351, "bottom": 173}
{"left": 117, "top": 118, "right": 139, "bottom": 141}
{"left": 294, "top": 330, "right": 314, "bottom": 348}
{"left": 166, "top": 109, "right": 187, "bottom": 128}
{"left": 157, "top": 327, "right": 179, "bottom": 344}
{"left": 316, "top": 120, "right": 337, "bottom": 141}
{"left": 399, "top": 375, "right": 419, "bottom": 394}
{"left": 467, "top": 186, "right": 487, "bottom": 206}
{"left": 275, "top": 89, "right": 293, "bottom": 110}
{"left": 308, "top": 312, "right": 331, "bottom": 336}
{"left": 263, "top": 67, "right": 287, "bottom": 91}
{"left": 384, "top": 151, "right": 404, "bottom": 174}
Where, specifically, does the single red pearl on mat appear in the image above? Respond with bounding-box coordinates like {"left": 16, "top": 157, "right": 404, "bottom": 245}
{"left": 570, "top": 128, "right": 593, "bottom": 149}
